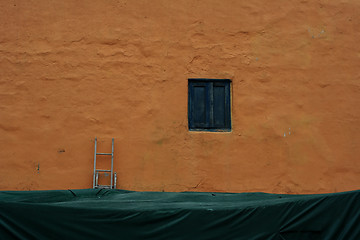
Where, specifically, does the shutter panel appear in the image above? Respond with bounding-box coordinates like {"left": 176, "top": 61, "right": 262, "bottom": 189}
{"left": 212, "top": 83, "right": 226, "bottom": 128}
{"left": 188, "top": 81, "right": 210, "bottom": 129}
{"left": 193, "top": 85, "right": 207, "bottom": 126}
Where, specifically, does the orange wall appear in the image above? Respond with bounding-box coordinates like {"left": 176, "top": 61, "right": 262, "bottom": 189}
{"left": 1, "top": 0, "right": 360, "bottom": 193}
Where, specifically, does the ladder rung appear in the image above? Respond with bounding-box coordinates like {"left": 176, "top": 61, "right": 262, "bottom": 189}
{"left": 95, "top": 185, "right": 112, "bottom": 189}
{"left": 96, "top": 153, "right": 112, "bottom": 155}
{"left": 96, "top": 169, "right": 111, "bottom": 172}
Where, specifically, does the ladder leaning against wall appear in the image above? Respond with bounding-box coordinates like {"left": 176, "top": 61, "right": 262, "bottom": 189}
{"left": 93, "top": 137, "right": 117, "bottom": 189}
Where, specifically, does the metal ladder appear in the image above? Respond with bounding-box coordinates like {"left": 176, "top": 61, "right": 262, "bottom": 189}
{"left": 93, "top": 137, "right": 117, "bottom": 189}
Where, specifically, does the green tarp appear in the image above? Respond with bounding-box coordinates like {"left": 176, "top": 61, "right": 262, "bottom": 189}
{"left": 0, "top": 189, "right": 359, "bottom": 239}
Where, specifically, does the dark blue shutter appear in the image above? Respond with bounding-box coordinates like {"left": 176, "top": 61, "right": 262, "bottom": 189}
{"left": 188, "top": 81, "right": 210, "bottom": 129}
{"left": 212, "top": 82, "right": 225, "bottom": 127}
{"left": 212, "top": 81, "right": 231, "bottom": 129}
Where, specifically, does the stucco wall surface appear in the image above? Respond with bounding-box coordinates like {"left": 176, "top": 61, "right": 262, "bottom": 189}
{"left": 0, "top": 0, "right": 359, "bottom": 193}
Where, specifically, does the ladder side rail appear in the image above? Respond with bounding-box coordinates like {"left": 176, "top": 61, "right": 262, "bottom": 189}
{"left": 93, "top": 137, "right": 98, "bottom": 189}
{"left": 110, "top": 138, "right": 114, "bottom": 189}
{"left": 95, "top": 172, "right": 99, "bottom": 188}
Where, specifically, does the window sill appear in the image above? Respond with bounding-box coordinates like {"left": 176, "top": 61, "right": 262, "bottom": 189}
{"left": 189, "top": 129, "right": 232, "bottom": 133}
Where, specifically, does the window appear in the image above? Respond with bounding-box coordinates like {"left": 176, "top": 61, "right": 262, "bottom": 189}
{"left": 188, "top": 78, "right": 231, "bottom": 131}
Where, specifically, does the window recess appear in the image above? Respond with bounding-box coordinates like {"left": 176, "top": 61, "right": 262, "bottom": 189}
{"left": 188, "top": 78, "right": 231, "bottom": 131}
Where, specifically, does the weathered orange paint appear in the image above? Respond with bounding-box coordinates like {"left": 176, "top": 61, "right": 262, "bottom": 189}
{"left": 0, "top": 0, "right": 359, "bottom": 193}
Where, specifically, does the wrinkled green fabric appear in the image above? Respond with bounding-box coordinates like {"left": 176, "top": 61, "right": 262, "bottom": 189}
{"left": 0, "top": 189, "right": 359, "bottom": 239}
